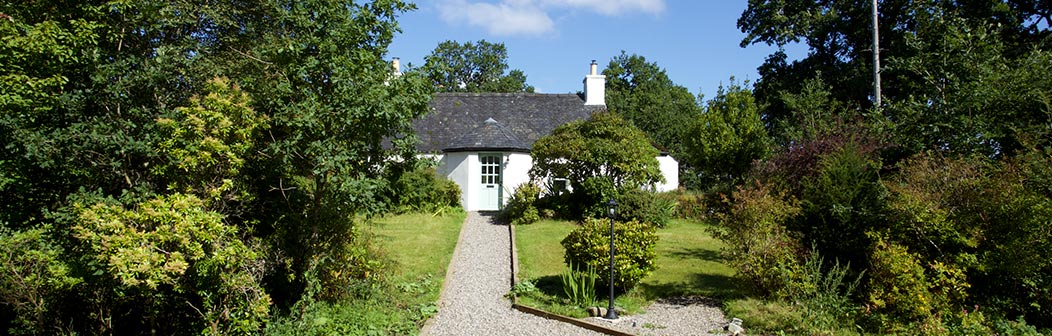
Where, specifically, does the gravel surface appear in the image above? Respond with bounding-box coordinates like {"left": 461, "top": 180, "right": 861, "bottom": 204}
{"left": 585, "top": 296, "right": 729, "bottom": 336}
{"left": 422, "top": 212, "right": 605, "bottom": 336}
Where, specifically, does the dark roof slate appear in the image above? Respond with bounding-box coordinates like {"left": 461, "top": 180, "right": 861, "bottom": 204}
{"left": 413, "top": 92, "right": 601, "bottom": 153}
{"left": 445, "top": 118, "right": 530, "bottom": 152}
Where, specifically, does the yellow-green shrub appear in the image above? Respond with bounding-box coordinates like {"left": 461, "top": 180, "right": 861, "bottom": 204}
{"left": 561, "top": 218, "right": 657, "bottom": 291}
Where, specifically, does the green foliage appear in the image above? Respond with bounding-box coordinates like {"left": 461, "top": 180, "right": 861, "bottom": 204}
{"left": 864, "top": 234, "right": 942, "bottom": 329}
{"left": 501, "top": 182, "right": 541, "bottom": 225}
{"left": 686, "top": 79, "right": 771, "bottom": 186}
{"left": 0, "top": 228, "right": 80, "bottom": 335}
{"left": 715, "top": 183, "right": 803, "bottom": 297}
{"left": 723, "top": 298, "right": 805, "bottom": 334}
{"left": 532, "top": 111, "right": 663, "bottom": 219}
{"left": 74, "top": 193, "right": 270, "bottom": 334}
{"left": 154, "top": 77, "right": 268, "bottom": 201}
{"left": 0, "top": 0, "right": 438, "bottom": 333}
{"left": 532, "top": 111, "right": 662, "bottom": 190}
{"left": 604, "top": 51, "right": 702, "bottom": 156}
{"left": 264, "top": 298, "right": 418, "bottom": 336}
{"left": 798, "top": 143, "right": 886, "bottom": 268}
{"left": 658, "top": 190, "right": 709, "bottom": 220}
{"left": 388, "top": 165, "right": 461, "bottom": 214}
{"left": 560, "top": 262, "right": 598, "bottom": 308}
{"left": 723, "top": 249, "right": 864, "bottom": 336}
{"left": 616, "top": 188, "right": 675, "bottom": 228}
{"left": 422, "top": 39, "right": 534, "bottom": 93}
{"left": 509, "top": 279, "right": 538, "bottom": 297}
{"left": 561, "top": 218, "right": 658, "bottom": 291}
{"left": 788, "top": 252, "right": 864, "bottom": 335}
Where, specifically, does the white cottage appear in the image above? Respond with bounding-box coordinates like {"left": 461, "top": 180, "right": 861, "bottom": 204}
{"left": 411, "top": 61, "right": 679, "bottom": 211}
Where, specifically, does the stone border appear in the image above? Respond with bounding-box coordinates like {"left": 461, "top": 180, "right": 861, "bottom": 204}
{"left": 507, "top": 223, "right": 636, "bottom": 336}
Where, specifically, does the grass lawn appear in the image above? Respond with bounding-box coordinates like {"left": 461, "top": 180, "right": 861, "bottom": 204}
{"left": 514, "top": 218, "right": 741, "bottom": 317}
{"left": 367, "top": 211, "right": 467, "bottom": 303}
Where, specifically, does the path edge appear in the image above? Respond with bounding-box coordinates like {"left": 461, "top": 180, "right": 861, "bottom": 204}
{"left": 419, "top": 211, "right": 474, "bottom": 336}
{"left": 507, "top": 222, "right": 637, "bottom": 336}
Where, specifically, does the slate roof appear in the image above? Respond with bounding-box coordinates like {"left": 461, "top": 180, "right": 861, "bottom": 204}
{"left": 445, "top": 118, "right": 530, "bottom": 153}
{"left": 414, "top": 92, "right": 601, "bottom": 153}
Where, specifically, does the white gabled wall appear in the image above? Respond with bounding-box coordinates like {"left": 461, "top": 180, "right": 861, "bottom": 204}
{"left": 500, "top": 153, "right": 533, "bottom": 206}
{"left": 654, "top": 155, "right": 680, "bottom": 192}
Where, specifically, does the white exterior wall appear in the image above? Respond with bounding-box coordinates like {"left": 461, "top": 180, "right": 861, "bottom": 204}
{"left": 654, "top": 155, "right": 680, "bottom": 192}
{"left": 427, "top": 152, "right": 677, "bottom": 211}
{"left": 437, "top": 152, "right": 476, "bottom": 211}
{"left": 429, "top": 151, "right": 534, "bottom": 211}
{"left": 500, "top": 152, "right": 533, "bottom": 206}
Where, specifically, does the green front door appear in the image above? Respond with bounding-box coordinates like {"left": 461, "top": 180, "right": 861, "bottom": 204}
{"left": 479, "top": 154, "right": 502, "bottom": 211}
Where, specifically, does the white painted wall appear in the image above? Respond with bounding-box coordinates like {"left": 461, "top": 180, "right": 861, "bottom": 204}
{"left": 433, "top": 151, "right": 533, "bottom": 211}
{"left": 438, "top": 152, "right": 475, "bottom": 211}
{"left": 428, "top": 151, "right": 678, "bottom": 211}
{"left": 654, "top": 155, "right": 680, "bottom": 192}
{"left": 500, "top": 152, "right": 534, "bottom": 206}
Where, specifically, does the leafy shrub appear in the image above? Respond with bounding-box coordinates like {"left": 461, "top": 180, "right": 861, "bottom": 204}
{"left": 864, "top": 234, "right": 936, "bottom": 325}
{"left": 0, "top": 228, "right": 80, "bottom": 335}
{"left": 715, "top": 182, "right": 803, "bottom": 297}
{"left": 509, "top": 279, "right": 538, "bottom": 297}
{"left": 73, "top": 193, "right": 270, "bottom": 334}
{"left": 560, "top": 262, "right": 597, "bottom": 307}
{"left": 659, "top": 189, "right": 708, "bottom": 220}
{"left": 500, "top": 182, "right": 541, "bottom": 225}
{"left": 785, "top": 249, "right": 864, "bottom": 334}
{"left": 616, "top": 189, "right": 675, "bottom": 227}
{"left": 561, "top": 218, "right": 657, "bottom": 291}
{"left": 798, "top": 143, "right": 887, "bottom": 271}
{"left": 577, "top": 176, "right": 619, "bottom": 219}
{"left": 389, "top": 165, "right": 461, "bottom": 213}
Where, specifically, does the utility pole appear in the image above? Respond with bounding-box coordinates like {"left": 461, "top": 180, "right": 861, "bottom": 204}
{"left": 872, "top": 0, "right": 882, "bottom": 108}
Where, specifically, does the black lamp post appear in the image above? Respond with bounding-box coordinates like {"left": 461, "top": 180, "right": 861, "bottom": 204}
{"left": 604, "top": 198, "right": 618, "bottom": 320}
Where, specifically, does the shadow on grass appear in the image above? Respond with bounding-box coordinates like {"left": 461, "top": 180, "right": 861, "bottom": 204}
{"left": 637, "top": 273, "right": 744, "bottom": 301}
{"left": 665, "top": 246, "right": 727, "bottom": 263}
{"left": 532, "top": 275, "right": 563, "bottom": 297}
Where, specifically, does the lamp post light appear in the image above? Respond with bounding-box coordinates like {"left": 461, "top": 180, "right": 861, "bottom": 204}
{"left": 604, "top": 198, "right": 618, "bottom": 320}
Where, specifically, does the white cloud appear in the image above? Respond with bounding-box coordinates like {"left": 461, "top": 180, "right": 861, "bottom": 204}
{"left": 439, "top": 0, "right": 555, "bottom": 36}
{"left": 542, "top": 0, "right": 665, "bottom": 16}
{"left": 438, "top": 0, "right": 665, "bottom": 36}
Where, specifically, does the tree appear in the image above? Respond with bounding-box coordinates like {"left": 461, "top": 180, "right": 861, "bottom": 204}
{"left": 0, "top": 0, "right": 431, "bottom": 332}
{"left": 685, "top": 80, "right": 770, "bottom": 186}
{"left": 422, "top": 40, "right": 534, "bottom": 93}
{"left": 603, "top": 51, "right": 701, "bottom": 156}
{"left": 531, "top": 111, "right": 662, "bottom": 216}
{"left": 531, "top": 111, "right": 662, "bottom": 190}
{"left": 739, "top": 0, "right": 1051, "bottom": 153}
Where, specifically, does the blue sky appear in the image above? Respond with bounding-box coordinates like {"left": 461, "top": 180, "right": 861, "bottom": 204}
{"left": 388, "top": 0, "right": 807, "bottom": 100}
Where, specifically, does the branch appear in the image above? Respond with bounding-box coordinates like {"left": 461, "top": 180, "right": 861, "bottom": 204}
{"left": 229, "top": 47, "right": 272, "bottom": 65}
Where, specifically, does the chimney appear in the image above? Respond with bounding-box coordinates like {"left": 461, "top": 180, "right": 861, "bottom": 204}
{"left": 391, "top": 57, "right": 402, "bottom": 76}
{"left": 583, "top": 60, "right": 605, "bottom": 106}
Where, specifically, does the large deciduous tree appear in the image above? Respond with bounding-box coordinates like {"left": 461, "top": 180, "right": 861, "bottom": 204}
{"left": 0, "top": 0, "right": 431, "bottom": 333}
{"left": 740, "top": 0, "right": 1051, "bottom": 156}
{"left": 603, "top": 51, "right": 701, "bottom": 156}
{"left": 422, "top": 39, "right": 534, "bottom": 93}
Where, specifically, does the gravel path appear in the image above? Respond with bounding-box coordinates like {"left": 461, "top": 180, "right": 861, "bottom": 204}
{"left": 585, "top": 296, "right": 728, "bottom": 336}
{"left": 422, "top": 212, "right": 605, "bottom": 336}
